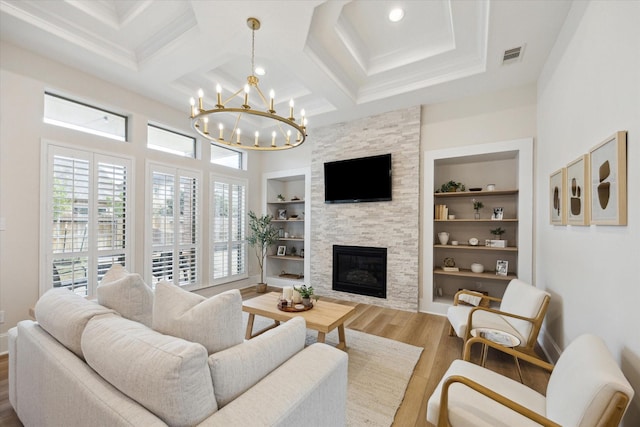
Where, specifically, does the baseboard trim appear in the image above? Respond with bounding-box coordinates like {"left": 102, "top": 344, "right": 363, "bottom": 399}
{"left": 538, "top": 327, "right": 562, "bottom": 364}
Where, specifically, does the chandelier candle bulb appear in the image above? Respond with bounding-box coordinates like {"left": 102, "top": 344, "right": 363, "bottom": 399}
{"left": 216, "top": 84, "right": 222, "bottom": 107}
{"left": 197, "top": 89, "right": 204, "bottom": 111}
{"left": 236, "top": 128, "right": 241, "bottom": 143}
{"left": 218, "top": 123, "right": 224, "bottom": 139}
{"left": 269, "top": 90, "right": 275, "bottom": 112}
{"left": 243, "top": 85, "right": 250, "bottom": 108}
{"left": 203, "top": 117, "right": 209, "bottom": 134}
{"left": 271, "top": 131, "right": 276, "bottom": 147}
{"left": 286, "top": 130, "right": 291, "bottom": 145}
{"left": 300, "top": 109, "right": 305, "bottom": 125}
{"left": 289, "top": 99, "right": 294, "bottom": 119}
{"left": 189, "top": 97, "right": 196, "bottom": 117}
{"left": 254, "top": 131, "right": 259, "bottom": 146}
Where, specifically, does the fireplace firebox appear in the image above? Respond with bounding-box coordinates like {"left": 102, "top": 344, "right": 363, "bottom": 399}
{"left": 332, "top": 245, "right": 387, "bottom": 298}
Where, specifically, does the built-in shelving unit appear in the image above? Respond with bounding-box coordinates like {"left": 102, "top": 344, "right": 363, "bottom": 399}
{"left": 421, "top": 139, "right": 533, "bottom": 315}
{"left": 262, "top": 168, "right": 311, "bottom": 287}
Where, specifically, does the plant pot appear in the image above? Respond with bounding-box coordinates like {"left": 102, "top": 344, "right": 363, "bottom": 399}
{"left": 474, "top": 212, "right": 480, "bottom": 220}
{"left": 302, "top": 297, "right": 311, "bottom": 307}
{"left": 256, "top": 283, "right": 268, "bottom": 293}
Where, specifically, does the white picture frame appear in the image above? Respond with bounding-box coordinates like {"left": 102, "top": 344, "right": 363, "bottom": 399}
{"left": 496, "top": 260, "right": 508, "bottom": 276}
{"left": 491, "top": 207, "right": 504, "bottom": 220}
{"left": 277, "top": 246, "right": 286, "bottom": 256}
{"left": 277, "top": 209, "right": 287, "bottom": 220}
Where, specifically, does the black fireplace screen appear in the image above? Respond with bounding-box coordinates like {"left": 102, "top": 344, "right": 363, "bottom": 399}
{"left": 333, "top": 245, "right": 387, "bottom": 298}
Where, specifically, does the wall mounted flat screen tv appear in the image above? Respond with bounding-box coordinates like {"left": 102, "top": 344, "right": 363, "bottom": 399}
{"left": 324, "top": 154, "right": 392, "bottom": 203}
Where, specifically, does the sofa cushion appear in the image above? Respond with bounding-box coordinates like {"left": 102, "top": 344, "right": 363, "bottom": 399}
{"left": 152, "top": 281, "right": 244, "bottom": 354}
{"left": 34, "top": 287, "right": 116, "bottom": 358}
{"left": 97, "top": 264, "right": 154, "bottom": 327}
{"left": 82, "top": 314, "right": 217, "bottom": 427}
{"left": 208, "top": 316, "right": 306, "bottom": 407}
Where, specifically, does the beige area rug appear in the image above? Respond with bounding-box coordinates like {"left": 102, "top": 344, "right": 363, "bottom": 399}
{"left": 247, "top": 314, "right": 423, "bottom": 427}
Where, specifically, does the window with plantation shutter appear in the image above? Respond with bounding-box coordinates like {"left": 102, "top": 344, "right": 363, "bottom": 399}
{"left": 148, "top": 165, "right": 200, "bottom": 287}
{"left": 44, "top": 144, "right": 131, "bottom": 296}
{"left": 211, "top": 175, "right": 247, "bottom": 284}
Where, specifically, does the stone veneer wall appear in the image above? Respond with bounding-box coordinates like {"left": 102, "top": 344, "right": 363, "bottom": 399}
{"left": 310, "top": 106, "right": 420, "bottom": 311}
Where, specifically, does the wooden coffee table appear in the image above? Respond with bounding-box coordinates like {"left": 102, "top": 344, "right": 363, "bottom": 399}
{"left": 242, "top": 292, "right": 356, "bottom": 350}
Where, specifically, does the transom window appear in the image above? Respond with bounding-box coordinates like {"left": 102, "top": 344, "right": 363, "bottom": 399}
{"left": 147, "top": 124, "right": 196, "bottom": 158}
{"left": 44, "top": 93, "right": 127, "bottom": 141}
{"left": 211, "top": 143, "right": 243, "bottom": 169}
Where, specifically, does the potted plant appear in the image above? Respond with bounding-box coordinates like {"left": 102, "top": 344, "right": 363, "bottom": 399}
{"left": 488, "top": 227, "right": 507, "bottom": 247}
{"left": 294, "top": 284, "right": 314, "bottom": 306}
{"left": 440, "top": 180, "right": 465, "bottom": 193}
{"left": 276, "top": 193, "right": 285, "bottom": 202}
{"left": 247, "top": 211, "right": 280, "bottom": 293}
{"left": 472, "top": 199, "right": 484, "bottom": 219}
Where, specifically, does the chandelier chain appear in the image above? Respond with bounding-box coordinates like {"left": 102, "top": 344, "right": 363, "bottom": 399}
{"left": 251, "top": 21, "right": 256, "bottom": 78}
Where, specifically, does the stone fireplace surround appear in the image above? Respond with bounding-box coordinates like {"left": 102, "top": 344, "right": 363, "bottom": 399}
{"left": 310, "top": 106, "right": 420, "bottom": 311}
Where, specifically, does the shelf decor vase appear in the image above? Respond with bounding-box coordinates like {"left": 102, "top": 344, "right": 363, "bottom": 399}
{"left": 474, "top": 212, "right": 480, "bottom": 220}
{"left": 438, "top": 232, "right": 450, "bottom": 245}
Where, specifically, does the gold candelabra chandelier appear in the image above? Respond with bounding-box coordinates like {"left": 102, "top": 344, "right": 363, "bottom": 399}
{"left": 189, "top": 17, "right": 307, "bottom": 151}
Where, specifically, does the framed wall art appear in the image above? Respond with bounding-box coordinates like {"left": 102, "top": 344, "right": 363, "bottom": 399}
{"left": 277, "top": 246, "right": 286, "bottom": 256}
{"left": 566, "top": 155, "right": 590, "bottom": 225}
{"left": 549, "top": 168, "right": 567, "bottom": 225}
{"left": 589, "top": 131, "right": 627, "bottom": 225}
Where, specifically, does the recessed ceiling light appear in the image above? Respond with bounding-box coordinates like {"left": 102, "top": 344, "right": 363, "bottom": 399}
{"left": 255, "top": 66, "right": 266, "bottom": 76}
{"left": 388, "top": 8, "right": 404, "bottom": 23}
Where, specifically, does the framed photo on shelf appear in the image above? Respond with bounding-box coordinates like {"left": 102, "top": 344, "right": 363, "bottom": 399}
{"left": 566, "top": 154, "right": 590, "bottom": 225}
{"left": 589, "top": 131, "right": 627, "bottom": 225}
{"left": 276, "top": 246, "right": 286, "bottom": 256}
{"left": 491, "top": 207, "right": 504, "bottom": 220}
{"left": 549, "top": 168, "right": 567, "bottom": 225}
{"left": 496, "top": 260, "right": 508, "bottom": 276}
{"left": 277, "top": 209, "right": 287, "bottom": 220}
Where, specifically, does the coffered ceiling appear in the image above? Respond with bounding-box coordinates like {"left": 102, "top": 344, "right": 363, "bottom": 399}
{"left": 0, "top": 0, "right": 572, "bottom": 130}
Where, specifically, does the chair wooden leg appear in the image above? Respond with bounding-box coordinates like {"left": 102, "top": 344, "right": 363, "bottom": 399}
{"left": 449, "top": 325, "right": 455, "bottom": 336}
{"left": 514, "top": 355, "right": 524, "bottom": 383}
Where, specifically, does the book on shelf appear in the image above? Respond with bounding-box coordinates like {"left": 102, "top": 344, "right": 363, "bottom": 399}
{"left": 435, "top": 204, "right": 448, "bottom": 220}
{"left": 441, "top": 266, "right": 459, "bottom": 272}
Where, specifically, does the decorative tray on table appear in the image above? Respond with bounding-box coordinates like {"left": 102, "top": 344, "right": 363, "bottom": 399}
{"left": 277, "top": 301, "right": 313, "bottom": 312}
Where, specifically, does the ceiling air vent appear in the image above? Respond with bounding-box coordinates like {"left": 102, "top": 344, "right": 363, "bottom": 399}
{"left": 502, "top": 46, "right": 524, "bottom": 64}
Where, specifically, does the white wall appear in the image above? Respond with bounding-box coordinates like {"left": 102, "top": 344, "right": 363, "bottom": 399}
{"left": 0, "top": 42, "right": 263, "bottom": 352}
{"left": 536, "top": 1, "right": 640, "bottom": 424}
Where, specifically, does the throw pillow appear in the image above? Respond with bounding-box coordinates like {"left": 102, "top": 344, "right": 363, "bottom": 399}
{"left": 97, "top": 264, "right": 153, "bottom": 327}
{"left": 34, "top": 287, "right": 116, "bottom": 358}
{"left": 152, "top": 281, "right": 244, "bottom": 354}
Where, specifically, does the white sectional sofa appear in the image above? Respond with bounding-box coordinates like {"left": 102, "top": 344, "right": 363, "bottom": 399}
{"left": 9, "top": 273, "right": 348, "bottom": 427}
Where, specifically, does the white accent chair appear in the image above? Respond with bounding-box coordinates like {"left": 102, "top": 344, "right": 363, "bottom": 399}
{"left": 447, "top": 279, "right": 550, "bottom": 358}
{"left": 427, "top": 334, "right": 634, "bottom": 427}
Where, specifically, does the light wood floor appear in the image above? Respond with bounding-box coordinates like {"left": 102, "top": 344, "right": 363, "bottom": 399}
{"left": 0, "top": 286, "right": 550, "bottom": 426}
